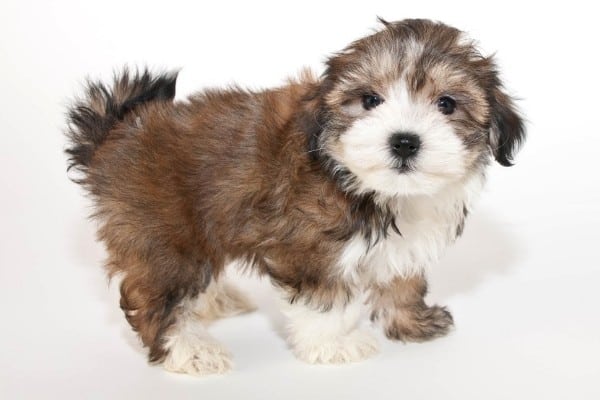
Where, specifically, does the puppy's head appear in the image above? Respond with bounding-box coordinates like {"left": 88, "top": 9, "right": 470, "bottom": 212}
{"left": 303, "top": 18, "right": 525, "bottom": 197}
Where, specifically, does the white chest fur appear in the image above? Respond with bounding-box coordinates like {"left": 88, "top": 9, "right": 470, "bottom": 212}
{"left": 337, "top": 172, "right": 485, "bottom": 285}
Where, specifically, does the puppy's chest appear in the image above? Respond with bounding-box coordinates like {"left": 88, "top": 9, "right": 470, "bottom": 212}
{"left": 336, "top": 193, "right": 469, "bottom": 285}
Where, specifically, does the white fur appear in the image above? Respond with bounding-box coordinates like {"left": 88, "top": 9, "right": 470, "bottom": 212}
{"left": 337, "top": 171, "right": 485, "bottom": 284}
{"left": 162, "top": 280, "right": 251, "bottom": 376}
{"left": 279, "top": 295, "right": 379, "bottom": 364}
{"left": 193, "top": 279, "right": 256, "bottom": 321}
{"left": 162, "top": 313, "right": 232, "bottom": 376}
{"left": 330, "top": 74, "right": 487, "bottom": 284}
{"left": 332, "top": 79, "right": 469, "bottom": 197}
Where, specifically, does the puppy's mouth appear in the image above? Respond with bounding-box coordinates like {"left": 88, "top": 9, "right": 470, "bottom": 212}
{"left": 392, "top": 159, "right": 415, "bottom": 174}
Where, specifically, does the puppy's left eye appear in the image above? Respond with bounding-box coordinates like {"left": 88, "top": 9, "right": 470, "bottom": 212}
{"left": 362, "top": 94, "right": 383, "bottom": 110}
{"left": 437, "top": 96, "right": 456, "bottom": 115}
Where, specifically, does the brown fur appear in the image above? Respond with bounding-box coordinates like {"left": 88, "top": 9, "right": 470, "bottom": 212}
{"left": 369, "top": 275, "right": 454, "bottom": 341}
{"left": 71, "top": 75, "right": 367, "bottom": 361}
{"left": 66, "top": 19, "right": 524, "bottom": 364}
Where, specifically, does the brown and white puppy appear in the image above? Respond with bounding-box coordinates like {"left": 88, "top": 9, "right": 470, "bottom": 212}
{"left": 66, "top": 18, "right": 525, "bottom": 375}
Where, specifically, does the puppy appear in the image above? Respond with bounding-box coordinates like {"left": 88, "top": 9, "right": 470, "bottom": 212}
{"left": 66, "top": 18, "right": 525, "bottom": 375}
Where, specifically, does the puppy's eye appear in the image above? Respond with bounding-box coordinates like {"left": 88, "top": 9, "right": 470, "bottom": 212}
{"left": 437, "top": 96, "right": 456, "bottom": 115}
{"left": 362, "top": 94, "right": 383, "bottom": 110}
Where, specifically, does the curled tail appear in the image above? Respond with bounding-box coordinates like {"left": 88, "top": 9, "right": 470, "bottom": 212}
{"left": 65, "top": 68, "right": 178, "bottom": 175}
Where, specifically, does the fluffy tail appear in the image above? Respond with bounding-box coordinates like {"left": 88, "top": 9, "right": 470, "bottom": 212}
{"left": 65, "top": 68, "right": 178, "bottom": 175}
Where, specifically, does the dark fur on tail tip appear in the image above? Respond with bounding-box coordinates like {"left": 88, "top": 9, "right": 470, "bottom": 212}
{"left": 65, "top": 68, "right": 178, "bottom": 175}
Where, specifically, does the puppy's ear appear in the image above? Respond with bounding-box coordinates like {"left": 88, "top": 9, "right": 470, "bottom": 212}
{"left": 298, "top": 83, "right": 329, "bottom": 160}
{"left": 487, "top": 81, "right": 526, "bottom": 166}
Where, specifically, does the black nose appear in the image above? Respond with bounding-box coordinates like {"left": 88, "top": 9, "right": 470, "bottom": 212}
{"left": 389, "top": 132, "right": 421, "bottom": 159}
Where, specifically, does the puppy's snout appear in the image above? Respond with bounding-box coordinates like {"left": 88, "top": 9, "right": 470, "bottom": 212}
{"left": 389, "top": 132, "right": 421, "bottom": 159}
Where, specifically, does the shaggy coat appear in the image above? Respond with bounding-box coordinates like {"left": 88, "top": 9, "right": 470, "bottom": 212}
{"left": 66, "top": 19, "right": 524, "bottom": 371}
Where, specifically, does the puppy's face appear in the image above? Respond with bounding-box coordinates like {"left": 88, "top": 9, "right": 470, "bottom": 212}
{"left": 306, "top": 19, "right": 525, "bottom": 197}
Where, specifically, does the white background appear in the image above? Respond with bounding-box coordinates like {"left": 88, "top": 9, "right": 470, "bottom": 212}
{"left": 1, "top": 0, "right": 599, "bottom": 399}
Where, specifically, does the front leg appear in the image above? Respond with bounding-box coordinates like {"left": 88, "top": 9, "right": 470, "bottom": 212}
{"left": 369, "top": 274, "right": 454, "bottom": 342}
{"left": 278, "top": 293, "right": 379, "bottom": 364}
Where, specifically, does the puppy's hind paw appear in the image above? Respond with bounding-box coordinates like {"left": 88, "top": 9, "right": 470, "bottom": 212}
{"left": 163, "top": 338, "right": 232, "bottom": 376}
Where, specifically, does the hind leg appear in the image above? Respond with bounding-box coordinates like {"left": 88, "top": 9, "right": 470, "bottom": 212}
{"left": 113, "top": 249, "right": 252, "bottom": 376}
{"left": 192, "top": 279, "right": 256, "bottom": 321}
{"left": 161, "top": 292, "right": 232, "bottom": 376}
{"left": 120, "top": 273, "right": 236, "bottom": 376}
{"left": 162, "top": 279, "right": 255, "bottom": 376}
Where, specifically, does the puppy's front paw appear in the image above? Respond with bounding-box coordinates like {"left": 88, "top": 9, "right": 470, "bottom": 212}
{"left": 385, "top": 305, "right": 454, "bottom": 342}
{"left": 291, "top": 329, "right": 379, "bottom": 364}
{"left": 163, "top": 338, "right": 232, "bottom": 376}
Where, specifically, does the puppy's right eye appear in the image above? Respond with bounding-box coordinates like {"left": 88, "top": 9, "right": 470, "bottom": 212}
{"left": 362, "top": 94, "right": 383, "bottom": 110}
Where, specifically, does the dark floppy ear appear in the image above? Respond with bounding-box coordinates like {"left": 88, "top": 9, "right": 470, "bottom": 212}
{"left": 488, "top": 85, "right": 526, "bottom": 166}
{"left": 297, "top": 83, "right": 330, "bottom": 160}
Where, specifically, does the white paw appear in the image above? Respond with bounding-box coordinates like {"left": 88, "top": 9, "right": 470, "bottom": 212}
{"left": 163, "top": 338, "right": 232, "bottom": 376}
{"left": 291, "top": 329, "right": 379, "bottom": 364}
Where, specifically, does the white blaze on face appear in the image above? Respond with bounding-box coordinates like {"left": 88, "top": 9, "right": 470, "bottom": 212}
{"left": 333, "top": 79, "right": 468, "bottom": 196}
